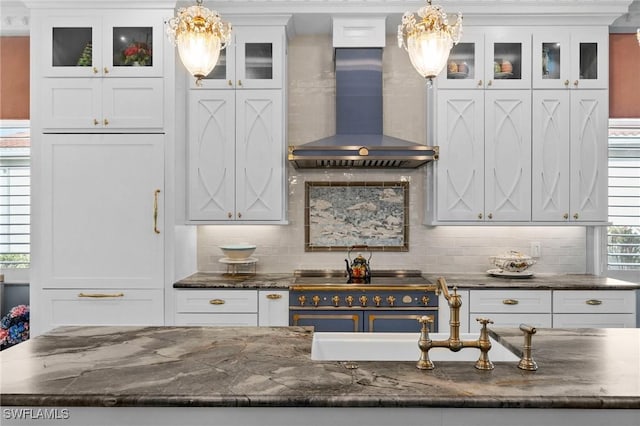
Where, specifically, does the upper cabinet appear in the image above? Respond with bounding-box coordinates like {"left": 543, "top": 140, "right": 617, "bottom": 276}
{"left": 190, "top": 26, "right": 285, "bottom": 90}
{"left": 437, "top": 28, "right": 531, "bottom": 90}
{"left": 43, "top": 13, "right": 164, "bottom": 78}
{"left": 532, "top": 28, "right": 608, "bottom": 89}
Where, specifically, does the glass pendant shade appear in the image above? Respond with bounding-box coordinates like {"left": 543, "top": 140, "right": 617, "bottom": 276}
{"left": 398, "top": 0, "right": 462, "bottom": 82}
{"left": 166, "top": 0, "right": 231, "bottom": 86}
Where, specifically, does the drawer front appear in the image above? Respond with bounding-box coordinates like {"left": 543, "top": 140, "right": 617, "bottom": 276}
{"left": 175, "top": 289, "right": 257, "bottom": 313}
{"left": 41, "top": 289, "right": 164, "bottom": 331}
{"left": 258, "top": 290, "right": 289, "bottom": 326}
{"left": 469, "top": 290, "right": 551, "bottom": 313}
{"left": 469, "top": 313, "right": 552, "bottom": 333}
{"left": 553, "top": 313, "right": 637, "bottom": 328}
{"left": 174, "top": 313, "right": 258, "bottom": 326}
{"left": 553, "top": 290, "right": 636, "bottom": 314}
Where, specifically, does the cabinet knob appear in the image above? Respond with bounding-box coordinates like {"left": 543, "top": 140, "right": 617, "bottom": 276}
{"left": 209, "top": 299, "right": 225, "bottom": 305}
{"left": 564, "top": 79, "right": 570, "bottom": 87}
{"left": 573, "top": 213, "right": 579, "bottom": 220}
{"left": 104, "top": 67, "right": 109, "bottom": 74}
{"left": 586, "top": 299, "right": 602, "bottom": 306}
{"left": 265, "top": 293, "right": 282, "bottom": 300}
{"left": 345, "top": 295, "right": 354, "bottom": 307}
{"left": 228, "top": 80, "right": 233, "bottom": 86}
{"left": 487, "top": 80, "right": 493, "bottom": 86}
{"left": 298, "top": 295, "right": 306, "bottom": 307}
{"left": 312, "top": 295, "right": 321, "bottom": 307}
{"left": 92, "top": 67, "right": 99, "bottom": 74}
{"left": 93, "top": 119, "right": 99, "bottom": 126}
{"left": 237, "top": 212, "right": 242, "bottom": 219}
{"left": 573, "top": 80, "right": 579, "bottom": 87}
{"left": 502, "top": 299, "right": 519, "bottom": 305}
{"left": 237, "top": 80, "right": 242, "bottom": 86}
{"left": 488, "top": 213, "right": 493, "bottom": 220}
{"left": 332, "top": 295, "right": 340, "bottom": 307}
{"left": 359, "top": 295, "right": 368, "bottom": 307}
{"left": 563, "top": 213, "right": 569, "bottom": 220}
{"left": 227, "top": 212, "right": 232, "bottom": 218}
{"left": 103, "top": 118, "right": 109, "bottom": 126}
{"left": 478, "top": 213, "right": 483, "bottom": 219}
{"left": 477, "top": 80, "right": 483, "bottom": 87}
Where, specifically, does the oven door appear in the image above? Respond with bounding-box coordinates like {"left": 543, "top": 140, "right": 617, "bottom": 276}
{"left": 364, "top": 310, "right": 437, "bottom": 332}
{"left": 290, "top": 310, "right": 363, "bottom": 332}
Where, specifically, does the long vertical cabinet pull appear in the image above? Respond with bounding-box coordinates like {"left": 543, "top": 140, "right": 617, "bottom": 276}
{"left": 153, "top": 189, "right": 161, "bottom": 234}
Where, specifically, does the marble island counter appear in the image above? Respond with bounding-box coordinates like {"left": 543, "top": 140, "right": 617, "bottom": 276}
{"left": 1, "top": 326, "right": 639, "bottom": 426}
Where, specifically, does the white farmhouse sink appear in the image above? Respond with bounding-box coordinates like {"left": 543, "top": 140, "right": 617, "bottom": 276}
{"left": 311, "top": 332, "right": 520, "bottom": 362}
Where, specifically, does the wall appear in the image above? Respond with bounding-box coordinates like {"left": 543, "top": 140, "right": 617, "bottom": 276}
{"left": 609, "top": 33, "right": 640, "bottom": 118}
{"left": 0, "top": 36, "right": 30, "bottom": 119}
{"left": 197, "top": 34, "right": 587, "bottom": 275}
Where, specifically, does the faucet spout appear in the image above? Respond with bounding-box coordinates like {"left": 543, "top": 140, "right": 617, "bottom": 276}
{"left": 417, "top": 277, "right": 495, "bottom": 370}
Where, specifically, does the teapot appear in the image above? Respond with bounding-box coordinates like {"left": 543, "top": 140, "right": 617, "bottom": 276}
{"left": 345, "top": 245, "right": 372, "bottom": 283}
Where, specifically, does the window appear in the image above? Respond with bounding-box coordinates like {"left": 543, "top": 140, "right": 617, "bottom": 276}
{"left": 608, "top": 119, "right": 640, "bottom": 279}
{"left": 0, "top": 121, "right": 30, "bottom": 268}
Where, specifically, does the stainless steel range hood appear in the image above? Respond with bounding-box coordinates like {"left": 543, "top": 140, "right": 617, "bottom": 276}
{"left": 288, "top": 48, "right": 438, "bottom": 169}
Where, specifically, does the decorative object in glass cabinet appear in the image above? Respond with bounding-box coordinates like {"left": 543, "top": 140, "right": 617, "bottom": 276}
{"left": 493, "top": 42, "right": 521, "bottom": 80}
{"left": 541, "top": 42, "right": 561, "bottom": 80}
{"left": 113, "top": 27, "right": 153, "bottom": 67}
{"left": 52, "top": 27, "right": 93, "bottom": 67}
{"left": 446, "top": 42, "right": 474, "bottom": 80}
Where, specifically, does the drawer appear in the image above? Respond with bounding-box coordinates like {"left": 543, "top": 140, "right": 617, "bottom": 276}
{"left": 174, "top": 313, "right": 258, "bottom": 326}
{"left": 175, "top": 289, "right": 258, "bottom": 313}
{"left": 41, "top": 289, "right": 164, "bottom": 331}
{"left": 553, "top": 290, "right": 636, "bottom": 314}
{"left": 258, "top": 290, "right": 289, "bottom": 326}
{"left": 553, "top": 313, "right": 637, "bottom": 328}
{"left": 469, "top": 313, "right": 552, "bottom": 332}
{"left": 469, "top": 290, "right": 551, "bottom": 313}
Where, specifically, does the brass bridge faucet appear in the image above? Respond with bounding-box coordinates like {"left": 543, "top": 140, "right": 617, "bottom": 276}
{"left": 417, "top": 277, "right": 494, "bottom": 370}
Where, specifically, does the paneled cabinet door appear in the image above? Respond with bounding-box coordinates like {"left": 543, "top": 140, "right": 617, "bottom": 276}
{"left": 436, "top": 28, "right": 485, "bottom": 89}
{"left": 484, "top": 90, "right": 532, "bottom": 221}
{"left": 234, "top": 90, "right": 284, "bottom": 221}
{"left": 188, "top": 90, "right": 236, "bottom": 220}
{"left": 569, "top": 29, "right": 609, "bottom": 90}
{"left": 570, "top": 90, "right": 608, "bottom": 222}
{"left": 40, "top": 134, "right": 164, "bottom": 289}
{"left": 483, "top": 29, "right": 531, "bottom": 89}
{"left": 258, "top": 290, "right": 289, "bottom": 326}
{"left": 435, "top": 90, "right": 485, "bottom": 221}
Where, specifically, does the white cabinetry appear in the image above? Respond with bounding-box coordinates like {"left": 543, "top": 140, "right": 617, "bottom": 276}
{"left": 553, "top": 290, "right": 636, "bottom": 328}
{"left": 532, "top": 90, "right": 608, "bottom": 222}
{"left": 38, "top": 11, "right": 166, "bottom": 131}
{"left": 468, "top": 290, "right": 552, "bottom": 332}
{"left": 431, "top": 89, "right": 531, "bottom": 222}
{"left": 187, "top": 22, "right": 288, "bottom": 224}
{"left": 174, "top": 289, "right": 289, "bottom": 326}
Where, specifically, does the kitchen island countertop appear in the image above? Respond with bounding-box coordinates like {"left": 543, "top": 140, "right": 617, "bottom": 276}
{"left": 1, "top": 325, "right": 639, "bottom": 410}
{"left": 174, "top": 272, "right": 640, "bottom": 290}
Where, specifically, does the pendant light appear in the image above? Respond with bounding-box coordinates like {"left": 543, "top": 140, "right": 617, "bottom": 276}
{"left": 398, "top": 0, "right": 463, "bottom": 85}
{"left": 166, "top": 0, "right": 232, "bottom": 86}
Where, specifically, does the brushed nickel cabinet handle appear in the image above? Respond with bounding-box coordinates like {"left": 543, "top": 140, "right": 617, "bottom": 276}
{"left": 209, "top": 299, "right": 225, "bottom": 305}
{"left": 266, "top": 293, "right": 282, "bottom": 300}
{"left": 153, "top": 189, "right": 161, "bottom": 234}
{"left": 502, "top": 299, "right": 519, "bottom": 305}
{"left": 78, "top": 292, "right": 124, "bottom": 298}
{"left": 586, "top": 299, "right": 602, "bottom": 306}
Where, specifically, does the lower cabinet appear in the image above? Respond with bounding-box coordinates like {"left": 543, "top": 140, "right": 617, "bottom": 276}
{"left": 174, "top": 289, "right": 289, "bottom": 327}
{"left": 468, "top": 290, "right": 552, "bottom": 332}
{"left": 553, "top": 290, "right": 637, "bottom": 328}
{"left": 41, "top": 289, "right": 164, "bottom": 328}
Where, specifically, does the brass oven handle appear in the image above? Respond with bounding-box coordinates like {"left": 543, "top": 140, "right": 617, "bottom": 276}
{"left": 586, "top": 299, "right": 602, "bottom": 306}
{"left": 209, "top": 299, "right": 225, "bottom": 305}
{"left": 153, "top": 189, "right": 161, "bottom": 234}
{"left": 78, "top": 292, "right": 124, "bottom": 298}
{"left": 265, "top": 293, "right": 282, "bottom": 300}
{"left": 502, "top": 299, "right": 519, "bottom": 305}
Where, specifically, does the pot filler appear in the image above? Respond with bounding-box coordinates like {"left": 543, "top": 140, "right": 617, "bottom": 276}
{"left": 289, "top": 269, "right": 438, "bottom": 332}
{"left": 287, "top": 48, "right": 438, "bottom": 169}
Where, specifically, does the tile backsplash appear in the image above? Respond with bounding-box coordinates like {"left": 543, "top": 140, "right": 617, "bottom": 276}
{"left": 197, "top": 34, "right": 587, "bottom": 274}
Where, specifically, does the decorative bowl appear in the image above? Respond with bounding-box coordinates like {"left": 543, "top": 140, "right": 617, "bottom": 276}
{"left": 489, "top": 250, "right": 535, "bottom": 273}
{"left": 220, "top": 244, "right": 256, "bottom": 260}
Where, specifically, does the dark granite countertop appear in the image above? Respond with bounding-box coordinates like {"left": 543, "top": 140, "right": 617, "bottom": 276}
{"left": 174, "top": 272, "right": 640, "bottom": 290}
{"left": 1, "top": 326, "right": 639, "bottom": 409}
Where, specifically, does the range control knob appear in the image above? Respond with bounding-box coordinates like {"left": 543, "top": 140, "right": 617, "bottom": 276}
{"left": 421, "top": 295, "right": 430, "bottom": 306}
{"left": 387, "top": 295, "right": 396, "bottom": 307}
{"left": 332, "top": 295, "right": 340, "bottom": 307}
{"left": 359, "top": 295, "right": 368, "bottom": 307}
{"left": 373, "top": 295, "right": 382, "bottom": 307}
{"left": 298, "top": 295, "right": 306, "bottom": 307}
{"left": 345, "top": 295, "right": 354, "bottom": 307}
{"left": 312, "top": 295, "right": 321, "bottom": 307}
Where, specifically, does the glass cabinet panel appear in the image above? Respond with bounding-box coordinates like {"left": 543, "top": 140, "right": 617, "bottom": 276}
{"left": 446, "top": 42, "right": 475, "bottom": 81}
{"left": 542, "top": 42, "right": 561, "bottom": 80}
{"left": 112, "top": 26, "right": 153, "bottom": 67}
{"left": 52, "top": 27, "right": 93, "bottom": 67}
{"left": 244, "top": 42, "right": 273, "bottom": 80}
{"left": 206, "top": 49, "right": 228, "bottom": 80}
{"left": 493, "top": 42, "right": 522, "bottom": 80}
{"left": 579, "top": 42, "right": 598, "bottom": 80}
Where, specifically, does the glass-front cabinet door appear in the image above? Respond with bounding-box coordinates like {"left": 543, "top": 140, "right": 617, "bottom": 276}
{"left": 43, "top": 13, "right": 163, "bottom": 77}
{"left": 532, "top": 31, "right": 571, "bottom": 89}
{"left": 484, "top": 30, "right": 531, "bottom": 89}
{"left": 437, "top": 28, "right": 484, "bottom": 89}
{"left": 569, "top": 29, "right": 608, "bottom": 89}
{"left": 192, "top": 26, "right": 284, "bottom": 89}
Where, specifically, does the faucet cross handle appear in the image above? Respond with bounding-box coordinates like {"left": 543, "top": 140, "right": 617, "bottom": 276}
{"left": 476, "top": 317, "right": 494, "bottom": 327}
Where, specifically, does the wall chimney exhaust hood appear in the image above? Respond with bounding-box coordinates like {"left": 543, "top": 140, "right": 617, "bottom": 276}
{"left": 288, "top": 44, "right": 438, "bottom": 169}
